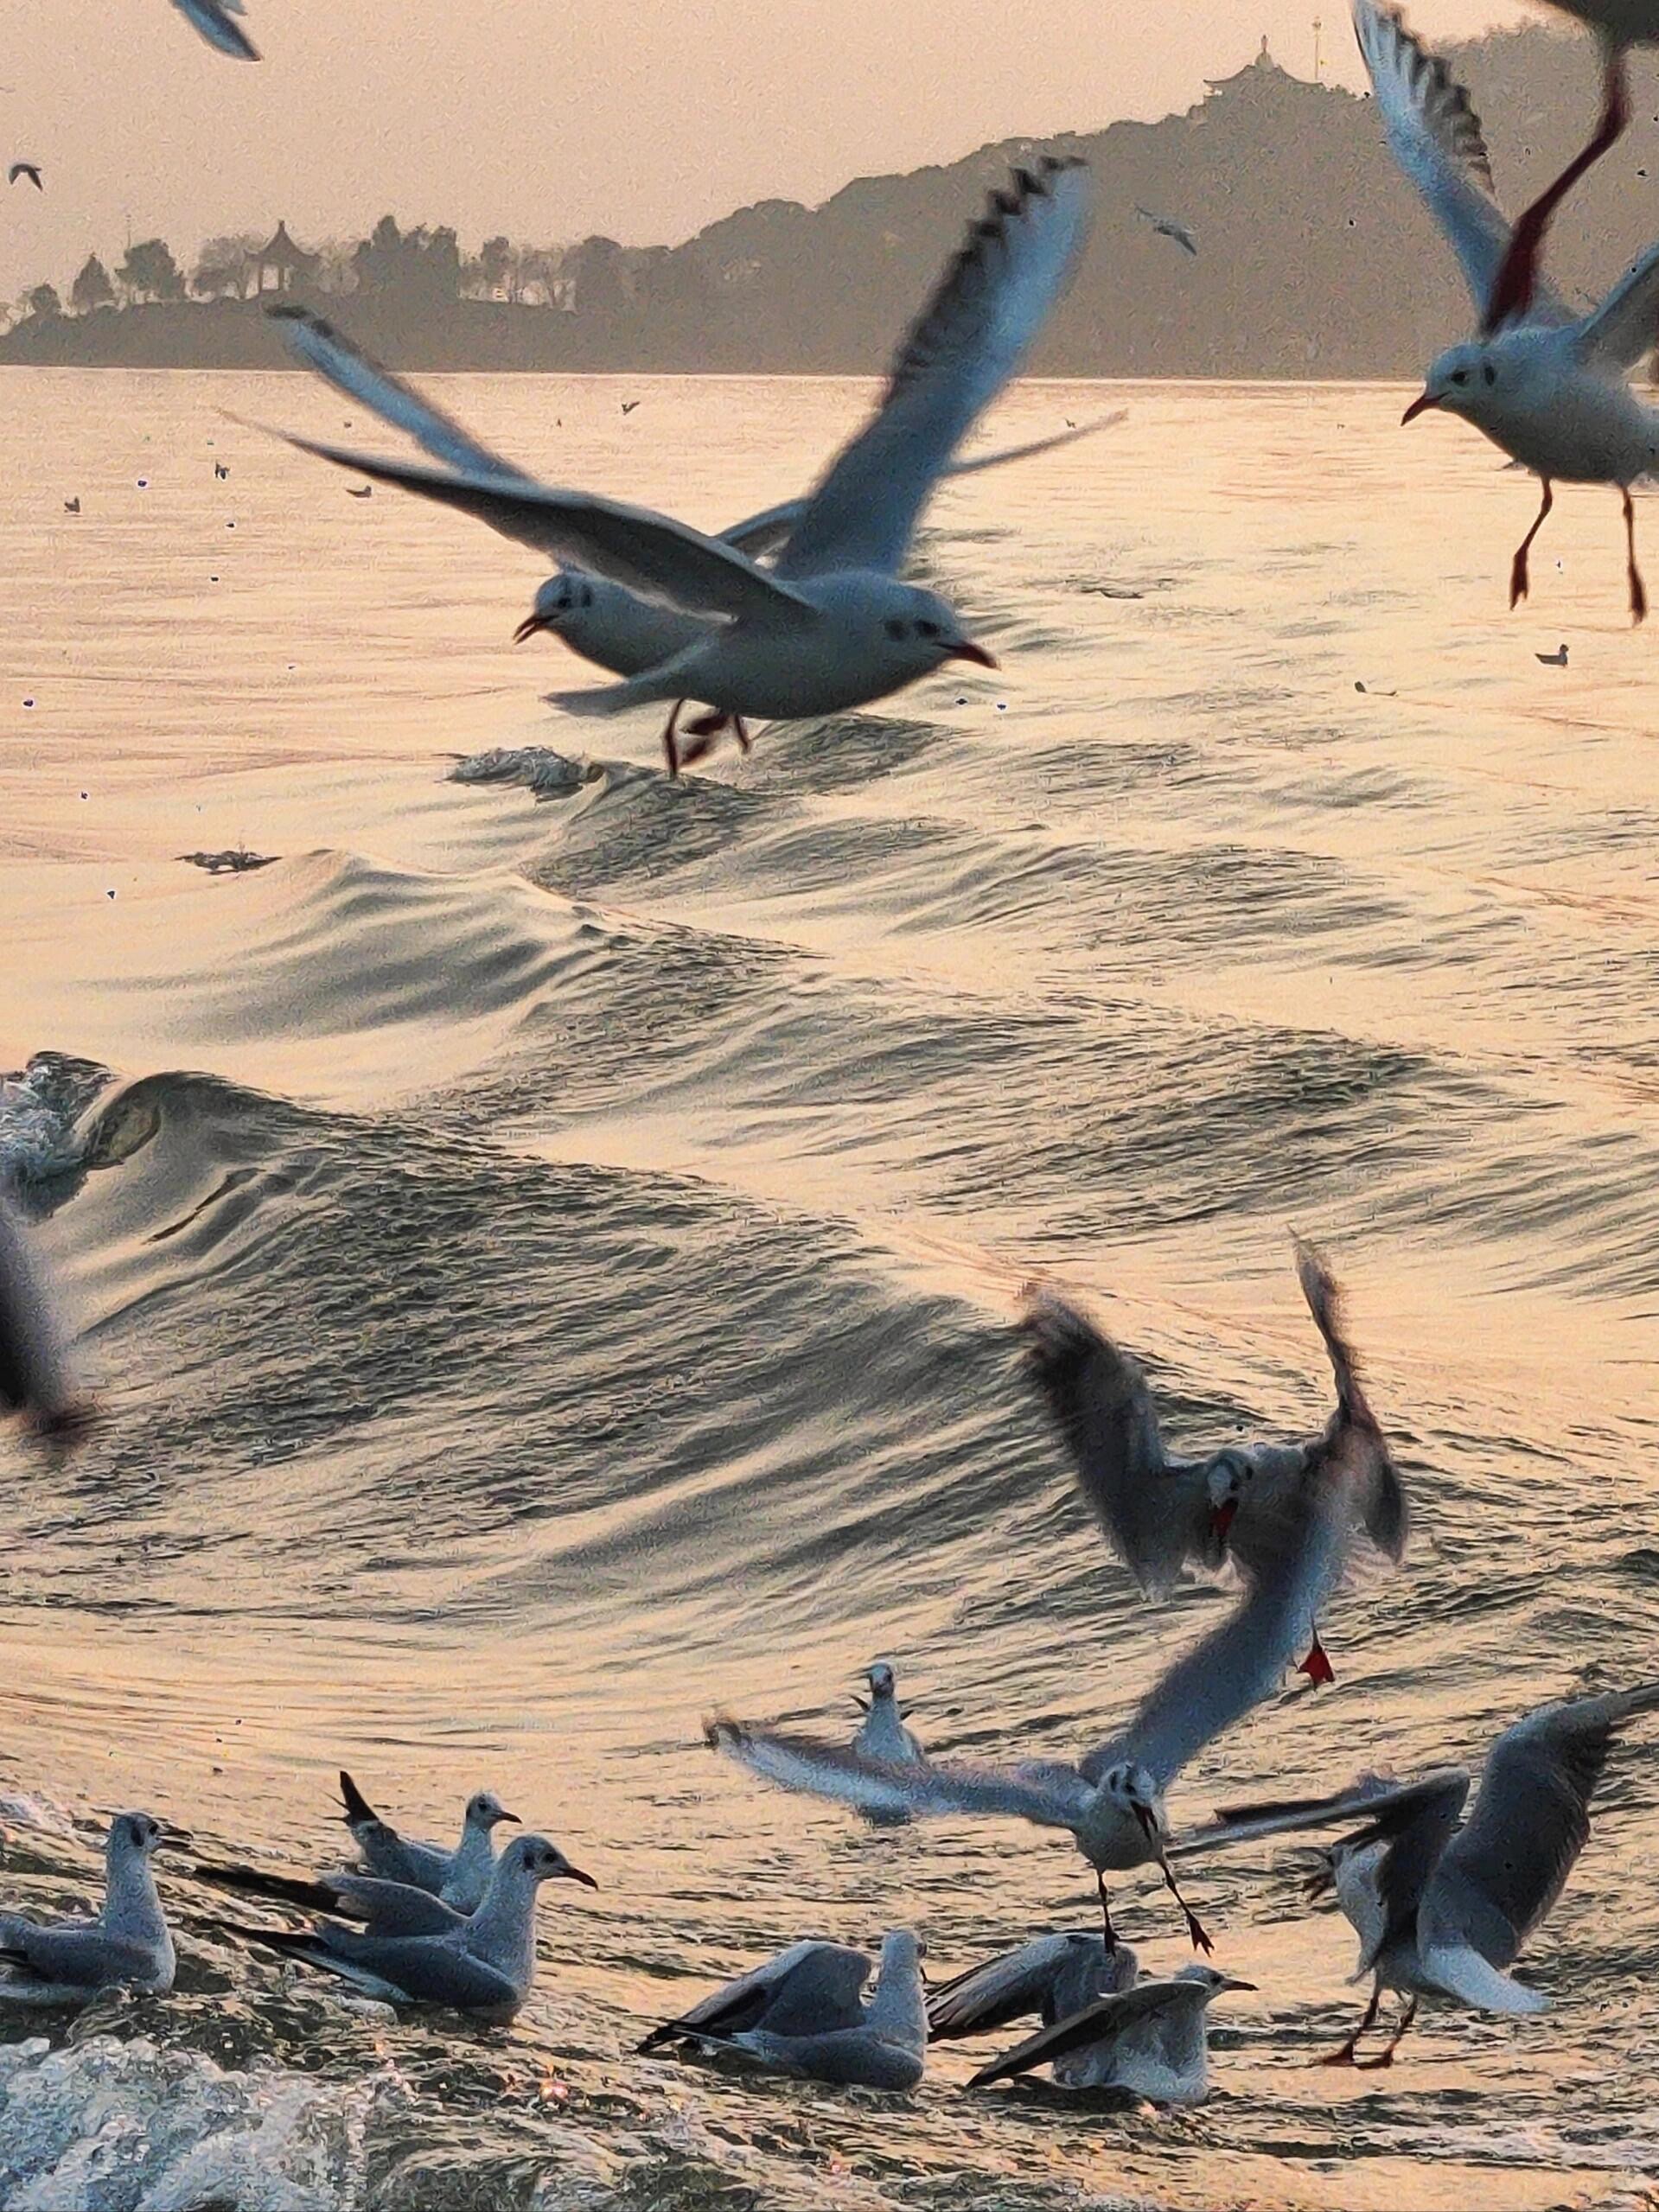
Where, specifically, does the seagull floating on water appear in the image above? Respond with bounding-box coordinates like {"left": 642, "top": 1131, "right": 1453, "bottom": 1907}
{"left": 852, "top": 1660, "right": 924, "bottom": 1827}
{"left": 1355, "top": 0, "right": 1659, "bottom": 622}
{"left": 214, "top": 1832, "right": 596, "bottom": 2019}
{"left": 8, "top": 163, "right": 41, "bottom": 191}
{"left": 265, "top": 157, "right": 1095, "bottom": 774}
{"left": 1022, "top": 1235, "right": 1407, "bottom": 1685}
{"left": 708, "top": 1430, "right": 1377, "bottom": 1954}
{"left": 1293, "top": 1682, "right": 1659, "bottom": 2067}
{"left": 62, "top": 497, "right": 79, "bottom": 515}
{"left": 639, "top": 1929, "right": 927, "bottom": 2088}
{"left": 336, "top": 1770, "right": 520, "bottom": 1913}
{"left": 0, "top": 1814, "right": 174, "bottom": 2004}
{"left": 928, "top": 1929, "right": 1140, "bottom": 2079}
{"left": 1536, "top": 641, "right": 1570, "bottom": 665}
{"left": 1134, "top": 204, "right": 1197, "bottom": 256}
{"left": 965, "top": 1963, "right": 1254, "bottom": 2100}
{"left": 169, "top": 0, "right": 259, "bottom": 61}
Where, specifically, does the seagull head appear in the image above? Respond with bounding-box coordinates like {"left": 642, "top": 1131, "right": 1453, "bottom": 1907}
{"left": 1099, "top": 1761, "right": 1164, "bottom": 1841}
{"left": 868, "top": 583, "right": 997, "bottom": 685}
{"left": 1404, "top": 341, "right": 1504, "bottom": 426}
{"left": 466, "top": 1789, "right": 521, "bottom": 1833}
{"left": 865, "top": 1660, "right": 898, "bottom": 1700}
{"left": 506, "top": 1834, "right": 598, "bottom": 1890}
{"left": 1204, "top": 1450, "right": 1253, "bottom": 1547}
{"left": 514, "top": 572, "right": 597, "bottom": 644}
{"left": 110, "top": 1812, "right": 166, "bottom": 1859}
{"left": 1174, "top": 1963, "right": 1256, "bottom": 1998}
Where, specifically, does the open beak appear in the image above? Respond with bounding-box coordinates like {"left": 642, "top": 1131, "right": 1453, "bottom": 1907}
{"left": 1133, "top": 1801, "right": 1159, "bottom": 1841}
{"left": 1401, "top": 390, "right": 1441, "bottom": 425}
{"left": 946, "top": 640, "right": 998, "bottom": 669}
{"left": 513, "top": 611, "right": 551, "bottom": 644}
{"left": 1210, "top": 1499, "right": 1238, "bottom": 1542}
{"left": 558, "top": 1861, "right": 599, "bottom": 1890}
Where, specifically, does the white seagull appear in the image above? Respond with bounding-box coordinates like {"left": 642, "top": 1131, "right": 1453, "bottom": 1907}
{"left": 1293, "top": 1682, "right": 1659, "bottom": 2067}
{"left": 852, "top": 1658, "right": 926, "bottom": 1827}
{"left": 266, "top": 157, "right": 1095, "bottom": 770}
{"left": 214, "top": 1833, "right": 596, "bottom": 2019}
{"left": 1021, "top": 1235, "right": 1407, "bottom": 1685}
{"left": 270, "top": 302, "right": 1117, "bottom": 775}
{"left": 169, "top": 0, "right": 259, "bottom": 61}
{"left": 1134, "top": 204, "right": 1198, "bottom": 256}
{"left": 965, "top": 1963, "right": 1254, "bottom": 2100}
{"left": 335, "top": 1770, "right": 521, "bottom": 1912}
{"left": 1354, "top": 0, "right": 1659, "bottom": 621}
{"left": 707, "top": 1436, "right": 1375, "bottom": 1955}
{"left": 638, "top": 1929, "right": 927, "bottom": 2089}
{"left": 0, "top": 1814, "right": 175, "bottom": 2003}
{"left": 927, "top": 1929, "right": 1140, "bottom": 2078}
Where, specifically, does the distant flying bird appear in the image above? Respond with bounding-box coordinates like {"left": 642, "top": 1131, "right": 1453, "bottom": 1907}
{"left": 1536, "top": 641, "right": 1569, "bottom": 665}
{"left": 346, "top": 484, "right": 373, "bottom": 499}
{"left": 1355, "top": 0, "right": 1659, "bottom": 623}
{"left": 620, "top": 399, "right": 641, "bottom": 416}
{"left": 169, "top": 0, "right": 259, "bottom": 61}
{"left": 7, "top": 163, "right": 41, "bottom": 191}
{"left": 1135, "top": 204, "right": 1196, "bottom": 256}
{"left": 62, "top": 497, "right": 80, "bottom": 515}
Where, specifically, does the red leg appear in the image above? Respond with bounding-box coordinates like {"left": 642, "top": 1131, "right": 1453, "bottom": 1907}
{"left": 1158, "top": 1858, "right": 1215, "bottom": 1955}
{"left": 1298, "top": 1628, "right": 1337, "bottom": 1687}
{"left": 1623, "top": 488, "right": 1647, "bottom": 625}
{"left": 1316, "top": 1983, "right": 1381, "bottom": 2068}
{"left": 1510, "top": 478, "right": 1554, "bottom": 610}
{"left": 661, "top": 699, "right": 686, "bottom": 779}
{"left": 1096, "top": 1869, "right": 1119, "bottom": 1949}
{"left": 1354, "top": 1997, "right": 1419, "bottom": 2070}
{"left": 1484, "top": 49, "right": 1629, "bottom": 333}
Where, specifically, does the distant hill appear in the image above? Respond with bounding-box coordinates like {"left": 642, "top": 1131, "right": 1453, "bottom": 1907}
{"left": 4, "top": 27, "right": 1654, "bottom": 378}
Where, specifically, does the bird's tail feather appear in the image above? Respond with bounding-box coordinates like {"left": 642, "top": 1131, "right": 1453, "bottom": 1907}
{"left": 337, "top": 1770, "right": 376, "bottom": 1828}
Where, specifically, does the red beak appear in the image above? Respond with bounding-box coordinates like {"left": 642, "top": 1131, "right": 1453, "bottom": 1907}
{"left": 513, "top": 612, "right": 550, "bottom": 645}
{"left": 1401, "top": 391, "right": 1441, "bottom": 425}
{"left": 946, "top": 641, "right": 998, "bottom": 669}
{"left": 1210, "top": 1499, "right": 1238, "bottom": 1542}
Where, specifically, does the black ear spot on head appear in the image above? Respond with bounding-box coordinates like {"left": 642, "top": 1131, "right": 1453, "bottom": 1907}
{"left": 1482, "top": 362, "right": 1496, "bottom": 386}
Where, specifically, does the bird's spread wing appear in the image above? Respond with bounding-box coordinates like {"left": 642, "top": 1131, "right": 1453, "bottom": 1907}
{"left": 1350, "top": 1, "right": 1568, "bottom": 325}
{"left": 775, "top": 156, "right": 1093, "bottom": 579}
{"left": 1083, "top": 1445, "right": 1356, "bottom": 1789}
{"left": 1421, "top": 1685, "right": 1659, "bottom": 1976}
{"left": 966, "top": 1980, "right": 1184, "bottom": 2088}
{"left": 1166, "top": 1767, "right": 1466, "bottom": 1858}
{"left": 927, "top": 1934, "right": 1088, "bottom": 2039}
{"left": 265, "top": 429, "right": 816, "bottom": 627}
{"left": 1021, "top": 1288, "right": 1203, "bottom": 1592}
{"left": 170, "top": 0, "right": 259, "bottom": 60}
{"left": 1292, "top": 1233, "right": 1408, "bottom": 1563}
{"left": 1572, "top": 239, "right": 1659, "bottom": 373}
{"left": 270, "top": 307, "right": 526, "bottom": 480}
{"left": 719, "top": 411, "right": 1126, "bottom": 562}
{"left": 705, "top": 1718, "right": 1090, "bottom": 1830}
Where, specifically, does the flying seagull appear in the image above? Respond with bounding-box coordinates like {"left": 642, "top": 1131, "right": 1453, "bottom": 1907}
{"left": 0, "top": 1814, "right": 174, "bottom": 2004}
{"left": 708, "top": 1431, "right": 1375, "bottom": 1954}
{"left": 8, "top": 163, "right": 41, "bottom": 190}
{"left": 1354, "top": 0, "right": 1659, "bottom": 622}
{"left": 0, "top": 1198, "right": 94, "bottom": 1454}
{"left": 1134, "top": 204, "right": 1197, "bottom": 256}
{"left": 335, "top": 1771, "right": 521, "bottom": 1913}
{"left": 214, "top": 1833, "right": 596, "bottom": 2020}
{"left": 169, "top": 0, "right": 259, "bottom": 61}
{"left": 271, "top": 303, "right": 1121, "bottom": 774}
{"left": 966, "top": 1963, "right": 1254, "bottom": 2100}
{"left": 1294, "top": 1683, "right": 1659, "bottom": 2067}
{"left": 63, "top": 498, "right": 80, "bottom": 515}
{"left": 1022, "top": 1235, "right": 1406, "bottom": 1684}
{"left": 639, "top": 1929, "right": 927, "bottom": 2089}
{"left": 265, "top": 157, "right": 1096, "bottom": 773}
{"left": 1486, "top": 3, "right": 1659, "bottom": 326}
{"left": 620, "top": 399, "right": 641, "bottom": 416}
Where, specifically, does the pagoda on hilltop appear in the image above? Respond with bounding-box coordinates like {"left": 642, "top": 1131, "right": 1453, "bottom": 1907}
{"left": 252, "top": 220, "right": 321, "bottom": 295}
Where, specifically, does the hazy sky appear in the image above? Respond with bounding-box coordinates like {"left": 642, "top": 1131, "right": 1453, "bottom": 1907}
{"left": 3, "top": 1, "right": 1548, "bottom": 299}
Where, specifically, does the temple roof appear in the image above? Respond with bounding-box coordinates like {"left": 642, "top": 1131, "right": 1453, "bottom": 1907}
{"left": 1204, "top": 35, "right": 1285, "bottom": 92}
